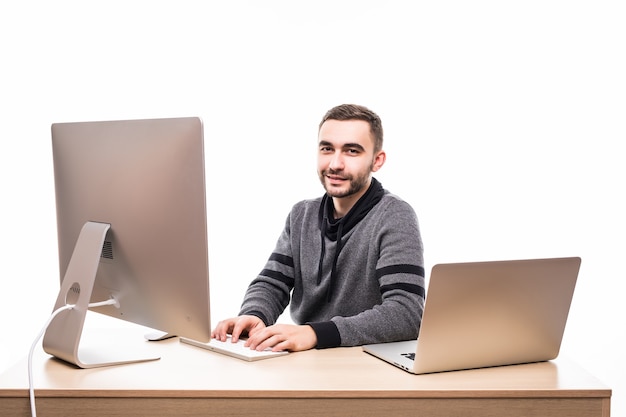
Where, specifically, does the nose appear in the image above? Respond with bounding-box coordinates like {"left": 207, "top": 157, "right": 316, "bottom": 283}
{"left": 329, "top": 151, "right": 344, "bottom": 171}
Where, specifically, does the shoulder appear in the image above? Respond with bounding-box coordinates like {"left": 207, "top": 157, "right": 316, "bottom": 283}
{"left": 377, "top": 191, "right": 418, "bottom": 217}
{"left": 365, "top": 191, "right": 421, "bottom": 234}
{"left": 290, "top": 196, "right": 323, "bottom": 213}
{"left": 286, "top": 196, "right": 323, "bottom": 223}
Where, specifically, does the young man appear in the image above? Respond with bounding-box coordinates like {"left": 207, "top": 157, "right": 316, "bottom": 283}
{"left": 212, "top": 104, "right": 425, "bottom": 352}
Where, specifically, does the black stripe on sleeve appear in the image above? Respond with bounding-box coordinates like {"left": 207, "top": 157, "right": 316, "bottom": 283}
{"left": 376, "top": 264, "right": 425, "bottom": 279}
{"left": 380, "top": 282, "right": 426, "bottom": 298}
{"left": 269, "top": 252, "right": 294, "bottom": 268}
{"left": 259, "top": 268, "right": 295, "bottom": 287}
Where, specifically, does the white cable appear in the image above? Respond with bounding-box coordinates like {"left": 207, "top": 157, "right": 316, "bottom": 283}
{"left": 28, "top": 298, "right": 118, "bottom": 417}
{"left": 28, "top": 304, "right": 73, "bottom": 417}
{"left": 86, "top": 299, "right": 118, "bottom": 308}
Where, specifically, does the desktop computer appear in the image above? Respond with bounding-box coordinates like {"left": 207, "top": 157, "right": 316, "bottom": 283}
{"left": 42, "top": 117, "right": 211, "bottom": 368}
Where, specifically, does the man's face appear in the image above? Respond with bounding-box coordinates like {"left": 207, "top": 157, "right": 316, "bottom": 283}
{"left": 317, "top": 119, "right": 384, "bottom": 200}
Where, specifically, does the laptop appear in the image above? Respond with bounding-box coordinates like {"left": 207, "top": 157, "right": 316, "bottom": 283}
{"left": 180, "top": 335, "right": 289, "bottom": 361}
{"left": 363, "top": 257, "right": 580, "bottom": 374}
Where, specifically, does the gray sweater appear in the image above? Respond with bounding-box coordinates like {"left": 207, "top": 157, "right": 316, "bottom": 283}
{"left": 239, "top": 183, "right": 425, "bottom": 348}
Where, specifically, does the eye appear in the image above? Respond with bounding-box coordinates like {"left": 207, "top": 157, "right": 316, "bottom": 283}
{"left": 320, "top": 146, "right": 333, "bottom": 153}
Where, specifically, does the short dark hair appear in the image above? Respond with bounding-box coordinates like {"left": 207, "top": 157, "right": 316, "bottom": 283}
{"left": 319, "top": 104, "right": 384, "bottom": 153}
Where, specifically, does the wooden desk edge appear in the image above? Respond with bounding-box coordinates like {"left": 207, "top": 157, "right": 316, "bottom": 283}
{"left": 0, "top": 387, "right": 612, "bottom": 399}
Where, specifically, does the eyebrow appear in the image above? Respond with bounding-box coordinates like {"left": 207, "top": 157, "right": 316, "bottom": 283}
{"left": 319, "top": 140, "right": 366, "bottom": 152}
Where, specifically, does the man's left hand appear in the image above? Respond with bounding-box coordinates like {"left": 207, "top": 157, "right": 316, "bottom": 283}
{"left": 244, "top": 324, "right": 317, "bottom": 352}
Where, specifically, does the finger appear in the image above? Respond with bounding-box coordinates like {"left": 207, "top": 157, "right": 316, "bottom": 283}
{"left": 243, "top": 328, "right": 270, "bottom": 349}
{"left": 231, "top": 318, "right": 255, "bottom": 343}
{"left": 254, "top": 333, "right": 286, "bottom": 352}
{"left": 247, "top": 322, "right": 264, "bottom": 337}
{"left": 210, "top": 321, "right": 223, "bottom": 339}
{"left": 270, "top": 340, "right": 291, "bottom": 352}
{"left": 212, "top": 320, "right": 233, "bottom": 341}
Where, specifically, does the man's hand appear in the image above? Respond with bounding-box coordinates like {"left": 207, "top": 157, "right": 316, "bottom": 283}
{"left": 211, "top": 315, "right": 266, "bottom": 343}
{"left": 244, "top": 324, "right": 317, "bottom": 352}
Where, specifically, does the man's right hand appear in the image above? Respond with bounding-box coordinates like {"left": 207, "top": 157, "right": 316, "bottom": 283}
{"left": 211, "top": 315, "right": 266, "bottom": 343}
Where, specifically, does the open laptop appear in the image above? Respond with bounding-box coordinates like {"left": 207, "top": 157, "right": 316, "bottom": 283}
{"left": 363, "top": 257, "right": 580, "bottom": 374}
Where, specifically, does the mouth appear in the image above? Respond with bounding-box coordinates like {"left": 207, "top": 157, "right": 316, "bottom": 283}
{"left": 325, "top": 174, "right": 347, "bottom": 185}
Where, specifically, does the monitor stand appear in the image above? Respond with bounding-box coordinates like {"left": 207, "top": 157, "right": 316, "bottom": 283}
{"left": 145, "top": 331, "right": 177, "bottom": 341}
{"left": 42, "top": 221, "right": 161, "bottom": 368}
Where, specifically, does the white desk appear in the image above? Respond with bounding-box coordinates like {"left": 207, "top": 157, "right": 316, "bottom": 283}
{"left": 0, "top": 328, "right": 611, "bottom": 417}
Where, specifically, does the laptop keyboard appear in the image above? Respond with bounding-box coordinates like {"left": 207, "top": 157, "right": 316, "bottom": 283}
{"left": 401, "top": 352, "right": 415, "bottom": 361}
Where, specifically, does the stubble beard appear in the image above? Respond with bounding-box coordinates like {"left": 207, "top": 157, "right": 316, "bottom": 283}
{"left": 319, "top": 167, "right": 372, "bottom": 198}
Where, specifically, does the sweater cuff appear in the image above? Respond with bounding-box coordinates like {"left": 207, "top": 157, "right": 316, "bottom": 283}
{"left": 307, "top": 321, "right": 341, "bottom": 349}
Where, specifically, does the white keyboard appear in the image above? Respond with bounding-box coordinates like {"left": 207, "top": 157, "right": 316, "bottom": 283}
{"left": 180, "top": 336, "right": 289, "bottom": 361}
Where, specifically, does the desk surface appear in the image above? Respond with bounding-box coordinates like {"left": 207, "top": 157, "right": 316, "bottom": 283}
{"left": 0, "top": 327, "right": 612, "bottom": 417}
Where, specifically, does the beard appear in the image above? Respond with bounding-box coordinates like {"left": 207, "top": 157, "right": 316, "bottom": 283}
{"left": 319, "top": 167, "right": 371, "bottom": 198}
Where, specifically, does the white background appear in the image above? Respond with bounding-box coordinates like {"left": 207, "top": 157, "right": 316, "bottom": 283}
{"left": 1, "top": 1, "right": 624, "bottom": 414}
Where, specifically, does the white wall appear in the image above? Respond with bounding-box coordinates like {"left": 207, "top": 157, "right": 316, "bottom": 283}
{"left": 1, "top": 0, "right": 624, "bottom": 413}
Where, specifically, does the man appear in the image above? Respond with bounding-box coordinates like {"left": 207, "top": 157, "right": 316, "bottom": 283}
{"left": 212, "top": 104, "right": 425, "bottom": 352}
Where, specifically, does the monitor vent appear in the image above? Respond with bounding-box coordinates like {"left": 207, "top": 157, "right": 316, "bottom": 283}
{"left": 101, "top": 241, "right": 114, "bottom": 260}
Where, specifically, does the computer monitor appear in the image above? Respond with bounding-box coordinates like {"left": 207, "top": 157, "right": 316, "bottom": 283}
{"left": 42, "top": 117, "right": 211, "bottom": 368}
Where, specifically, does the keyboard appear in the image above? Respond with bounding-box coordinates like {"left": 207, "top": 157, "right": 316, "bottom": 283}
{"left": 180, "top": 336, "right": 289, "bottom": 361}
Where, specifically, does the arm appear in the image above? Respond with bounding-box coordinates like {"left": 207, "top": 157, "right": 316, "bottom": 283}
{"left": 314, "top": 198, "right": 426, "bottom": 347}
{"left": 211, "top": 210, "right": 297, "bottom": 345}
{"left": 237, "top": 213, "right": 296, "bottom": 329}
{"left": 214, "top": 206, "right": 321, "bottom": 352}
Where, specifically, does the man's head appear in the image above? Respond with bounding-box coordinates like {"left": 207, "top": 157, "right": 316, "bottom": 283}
{"left": 318, "top": 104, "right": 384, "bottom": 153}
{"left": 317, "top": 104, "right": 386, "bottom": 213}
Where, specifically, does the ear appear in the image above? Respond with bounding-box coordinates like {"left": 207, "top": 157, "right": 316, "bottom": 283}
{"left": 371, "top": 150, "right": 386, "bottom": 173}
